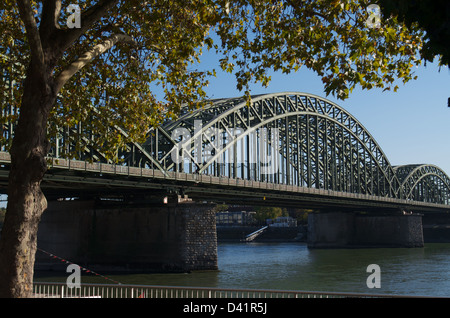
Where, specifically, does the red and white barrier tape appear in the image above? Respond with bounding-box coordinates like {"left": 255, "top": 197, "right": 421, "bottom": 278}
{"left": 37, "top": 247, "right": 122, "bottom": 285}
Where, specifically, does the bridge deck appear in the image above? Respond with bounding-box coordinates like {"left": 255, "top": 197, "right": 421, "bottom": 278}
{"left": 1, "top": 151, "right": 448, "bottom": 212}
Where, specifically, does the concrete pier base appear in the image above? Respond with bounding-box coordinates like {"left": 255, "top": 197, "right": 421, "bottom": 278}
{"left": 307, "top": 212, "right": 424, "bottom": 248}
{"left": 35, "top": 198, "right": 218, "bottom": 273}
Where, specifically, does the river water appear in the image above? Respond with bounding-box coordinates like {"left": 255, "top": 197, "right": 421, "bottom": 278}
{"left": 35, "top": 242, "right": 450, "bottom": 297}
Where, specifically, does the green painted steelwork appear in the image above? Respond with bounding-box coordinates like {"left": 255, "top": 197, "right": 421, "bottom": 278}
{"left": 1, "top": 92, "right": 450, "bottom": 205}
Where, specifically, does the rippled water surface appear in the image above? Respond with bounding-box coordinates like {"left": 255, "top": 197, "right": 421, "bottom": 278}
{"left": 35, "top": 242, "right": 450, "bottom": 297}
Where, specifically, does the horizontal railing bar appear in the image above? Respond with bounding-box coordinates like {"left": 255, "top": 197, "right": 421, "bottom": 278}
{"left": 32, "top": 282, "right": 434, "bottom": 298}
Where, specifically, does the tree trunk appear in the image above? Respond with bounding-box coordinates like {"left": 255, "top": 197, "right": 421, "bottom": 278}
{"left": 0, "top": 61, "right": 54, "bottom": 298}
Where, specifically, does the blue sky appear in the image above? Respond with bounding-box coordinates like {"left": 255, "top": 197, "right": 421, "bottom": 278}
{"left": 200, "top": 57, "right": 450, "bottom": 176}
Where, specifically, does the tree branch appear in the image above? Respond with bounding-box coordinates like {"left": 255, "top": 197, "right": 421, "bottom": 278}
{"left": 40, "top": 0, "right": 62, "bottom": 32}
{"left": 41, "top": 0, "right": 61, "bottom": 28}
{"left": 59, "top": 0, "right": 120, "bottom": 52}
{"left": 16, "top": 0, "right": 45, "bottom": 73}
{"left": 54, "top": 33, "right": 135, "bottom": 92}
{"left": 285, "top": 0, "right": 329, "bottom": 20}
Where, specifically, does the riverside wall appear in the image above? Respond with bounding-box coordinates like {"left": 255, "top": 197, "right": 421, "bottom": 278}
{"left": 216, "top": 225, "right": 306, "bottom": 242}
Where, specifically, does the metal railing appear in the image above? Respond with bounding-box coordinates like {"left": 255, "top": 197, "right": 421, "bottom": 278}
{"left": 33, "top": 282, "right": 409, "bottom": 298}
{"left": 2, "top": 151, "right": 450, "bottom": 211}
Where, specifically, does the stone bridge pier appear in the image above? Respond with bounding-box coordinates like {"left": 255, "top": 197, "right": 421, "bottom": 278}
{"left": 307, "top": 211, "right": 424, "bottom": 248}
{"left": 35, "top": 196, "right": 218, "bottom": 273}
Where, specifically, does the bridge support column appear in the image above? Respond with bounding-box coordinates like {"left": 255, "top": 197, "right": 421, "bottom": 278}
{"left": 307, "top": 212, "right": 424, "bottom": 248}
{"left": 36, "top": 197, "right": 218, "bottom": 273}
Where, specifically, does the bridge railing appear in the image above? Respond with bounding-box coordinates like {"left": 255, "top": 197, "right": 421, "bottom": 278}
{"left": 1, "top": 151, "right": 449, "bottom": 209}
{"left": 32, "top": 282, "right": 418, "bottom": 298}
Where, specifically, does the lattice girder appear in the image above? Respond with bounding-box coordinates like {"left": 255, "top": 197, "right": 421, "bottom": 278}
{"left": 149, "top": 92, "right": 403, "bottom": 198}
{"left": 394, "top": 164, "right": 450, "bottom": 204}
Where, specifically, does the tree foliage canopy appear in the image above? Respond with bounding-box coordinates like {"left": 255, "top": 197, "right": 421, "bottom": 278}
{"left": 254, "top": 206, "right": 287, "bottom": 222}
{"left": 1, "top": 0, "right": 425, "bottom": 159}
{"left": 379, "top": 0, "right": 450, "bottom": 67}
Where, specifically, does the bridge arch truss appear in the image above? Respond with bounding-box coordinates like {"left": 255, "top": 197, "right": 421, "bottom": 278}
{"left": 4, "top": 91, "right": 450, "bottom": 205}
{"left": 143, "top": 92, "right": 403, "bottom": 198}
{"left": 394, "top": 164, "right": 450, "bottom": 205}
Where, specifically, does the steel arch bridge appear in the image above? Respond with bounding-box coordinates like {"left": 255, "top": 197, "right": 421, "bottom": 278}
{"left": 2, "top": 92, "right": 450, "bottom": 205}
{"left": 394, "top": 164, "right": 450, "bottom": 205}
{"left": 116, "top": 92, "right": 450, "bottom": 205}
